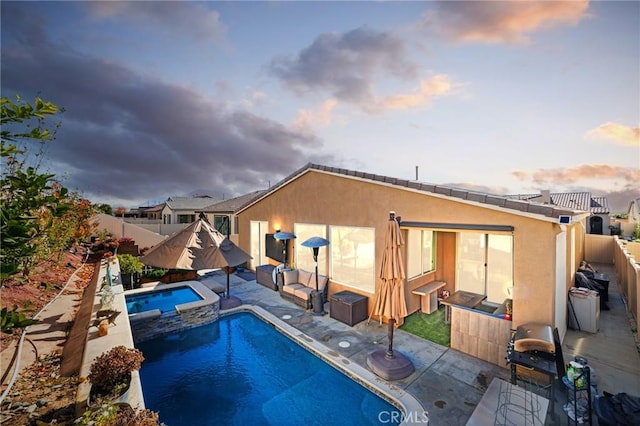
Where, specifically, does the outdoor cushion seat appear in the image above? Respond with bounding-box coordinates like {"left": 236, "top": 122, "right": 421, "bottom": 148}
{"left": 279, "top": 269, "right": 328, "bottom": 309}
{"left": 293, "top": 286, "right": 314, "bottom": 300}
{"left": 282, "top": 283, "right": 304, "bottom": 295}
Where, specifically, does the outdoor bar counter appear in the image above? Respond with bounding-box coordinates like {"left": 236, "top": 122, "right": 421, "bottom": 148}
{"left": 442, "top": 291, "right": 512, "bottom": 367}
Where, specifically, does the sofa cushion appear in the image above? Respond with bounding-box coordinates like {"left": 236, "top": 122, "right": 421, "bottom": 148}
{"left": 283, "top": 270, "right": 299, "bottom": 286}
{"left": 293, "top": 286, "right": 314, "bottom": 301}
{"left": 298, "top": 269, "right": 313, "bottom": 286}
{"left": 282, "top": 283, "right": 305, "bottom": 296}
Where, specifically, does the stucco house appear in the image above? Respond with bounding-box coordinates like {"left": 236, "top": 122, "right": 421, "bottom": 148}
{"left": 508, "top": 190, "right": 611, "bottom": 235}
{"left": 236, "top": 164, "right": 590, "bottom": 366}
{"left": 159, "top": 196, "right": 217, "bottom": 225}
{"left": 198, "top": 190, "right": 266, "bottom": 237}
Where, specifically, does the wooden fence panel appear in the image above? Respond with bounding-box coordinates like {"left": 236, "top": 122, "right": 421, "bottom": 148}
{"left": 614, "top": 238, "right": 640, "bottom": 322}
{"left": 585, "top": 234, "right": 615, "bottom": 263}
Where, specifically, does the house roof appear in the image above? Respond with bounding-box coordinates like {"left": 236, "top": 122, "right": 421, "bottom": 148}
{"left": 199, "top": 190, "right": 266, "bottom": 213}
{"left": 506, "top": 191, "right": 610, "bottom": 214}
{"left": 137, "top": 203, "right": 164, "bottom": 213}
{"left": 237, "top": 163, "right": 586, "bottom": 221}
{"left": 165, "top": 196, "right": 217, "bottom": 211}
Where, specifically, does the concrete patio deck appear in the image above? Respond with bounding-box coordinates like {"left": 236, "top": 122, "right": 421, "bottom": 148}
{"left": 2, "top": 261, "right": 637, "bottom": 425}
{"left": 217, "top": 262, "right": 639, "bottom": 425}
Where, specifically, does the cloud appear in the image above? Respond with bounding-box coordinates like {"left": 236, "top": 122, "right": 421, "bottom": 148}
{"left": 292, "top": 99, "right": 339, "bottom": 132}
{"left": 270, "top": 26, "right": 417, "bottom": 104}
{"left": 366, "top": 74, "right": 462, "bottom": 113}
{"left": 429, "top": 0, "right": 590, "bottom": 44}
{"left": 511, "top": 164, "right": 639, "bottom": 186}
{"left": 87, "top": 1, "right": 226, "bottom": 44}
{"left": 1, "top": 6, "right": 334, "bottom": 206}
{"left": 585, "top": 122, "right": 640, "bottom": 147}
{"left": 510, "top": 165, "right": 640, "bottom": 211}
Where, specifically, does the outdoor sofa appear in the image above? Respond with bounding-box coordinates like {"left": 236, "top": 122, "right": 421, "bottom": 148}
{"left": 279, "top": 269, "right": 328, "bottom": 309}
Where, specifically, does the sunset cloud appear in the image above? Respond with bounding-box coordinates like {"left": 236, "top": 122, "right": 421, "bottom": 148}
{"left": 585, "top": 122, "right": 640, "bottom": 147}
{"left": 366, "top": 74, "right": 462, "bottom": 113}
{"left": 430, "top": 0, "right": 591, "bottom": 44}
{"left": 292, "top": 99, "right": 339, "bottom": 131}
{"left": 512, "top": 164, "right": 639, "bottom": 186}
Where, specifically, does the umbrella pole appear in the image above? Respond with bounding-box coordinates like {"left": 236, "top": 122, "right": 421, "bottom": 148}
{"left": 386, "top": 318, "right": 395, "bottom": 358}
{"left": 226, "top": 271, "right": 230, "bottom": 299}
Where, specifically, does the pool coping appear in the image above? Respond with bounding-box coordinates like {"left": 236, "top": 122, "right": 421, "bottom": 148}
{"left": 221, "top": 304, "right": 428, "bottom": 425}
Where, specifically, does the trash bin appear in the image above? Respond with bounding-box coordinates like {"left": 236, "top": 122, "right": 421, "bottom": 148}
{"left": 568, "top": 288, "right": 600, "bottom": 333}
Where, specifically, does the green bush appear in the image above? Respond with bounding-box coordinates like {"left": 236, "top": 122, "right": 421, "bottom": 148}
{"left": 0, "top": 305, "right": 39, "bottom": 334}
{"left": 143, "top": 268, "right": 167, "bottom": 280}
{"left": 117, "top": 254, "right": 143, "bottom": 274}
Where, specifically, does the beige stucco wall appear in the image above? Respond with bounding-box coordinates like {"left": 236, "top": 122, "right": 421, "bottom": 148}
{"left": 237, "top": 170, "right": 579, "bottom": 331}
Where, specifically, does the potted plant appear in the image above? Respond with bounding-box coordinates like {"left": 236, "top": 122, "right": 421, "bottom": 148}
{"left": 117, "top": 254, "right": 144, "bottom": 289}
{"left": 88, "top": 345, "right": 144, "bottom": 403}
{"left": 504, "top": 300, "right": 512, "bottom": 321}
{"left": 118, "top": 236, "right": 135, "bottom": 246}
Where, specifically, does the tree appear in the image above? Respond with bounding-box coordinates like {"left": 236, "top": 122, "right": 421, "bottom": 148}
{"left": 96, "top": 204, "right": 114, "bottom": 215}
{"left": 1, "top": 96, "right": 67, "bottom": 279}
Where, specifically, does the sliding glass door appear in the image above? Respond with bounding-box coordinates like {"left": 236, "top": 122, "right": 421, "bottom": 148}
{"left": 456, "top": 232, "right": 513, "bottom": 304}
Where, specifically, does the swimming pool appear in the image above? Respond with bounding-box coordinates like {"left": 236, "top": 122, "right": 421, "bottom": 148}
{"left": 137, "top": 311, "right": 404, "bottom": 425}
{"left": 126, "top": 285, "right": 202, "bottom": 314}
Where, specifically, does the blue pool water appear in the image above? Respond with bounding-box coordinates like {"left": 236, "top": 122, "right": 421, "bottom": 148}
{"left": 137, "top": 312, "right": 402, "bottom": 425}
{"left": 125, "top": 286, "right": 202, "bottom": 314}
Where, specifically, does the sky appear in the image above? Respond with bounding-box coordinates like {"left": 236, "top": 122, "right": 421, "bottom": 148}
{"left": 1, "top": 0, "right": 638, "bottom": 211}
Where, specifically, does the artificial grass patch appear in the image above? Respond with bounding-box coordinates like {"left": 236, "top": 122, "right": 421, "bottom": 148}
{"left": 400, "top": 306, "right": 451, "bottom": 347}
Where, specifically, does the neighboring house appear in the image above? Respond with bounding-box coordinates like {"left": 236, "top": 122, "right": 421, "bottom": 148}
{"left": 507, "top": 190, "right": 611, "bottom": 235}
{"left": 161, "top": 196, "right": 217, "bottom": 225}
{"left": 198, "top": 190, "right": 266, "bottom": 236}
{"left": 236, "top": 163, "right": 589, "bottom": 366}
{"left": 134, "top": 203, "right": 164, "bottom": 221}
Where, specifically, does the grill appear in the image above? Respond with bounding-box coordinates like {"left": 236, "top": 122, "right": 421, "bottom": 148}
{"left": 513, "top": 323, "right": 555, "bottom": 354}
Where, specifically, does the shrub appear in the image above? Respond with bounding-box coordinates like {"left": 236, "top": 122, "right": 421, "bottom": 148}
{"left": 77, "top": 401, "right": 163, "bottom": 426}
{"left": 118, "top": 236, "right": 135, "bottom": 245}
{"left": 112, "top": 405, "right": 163, "bottom": 426}
{"left": 0, "top": 305, "right": 39, "bottom": 334}
{"left": 144, "top": 268, "right": 167, "bottom": 280}
{"left": 117, "top": 253, "right": 144, "bottom": 274}
{"left": 88, "top": 346, "right": 144, "bottom": 396}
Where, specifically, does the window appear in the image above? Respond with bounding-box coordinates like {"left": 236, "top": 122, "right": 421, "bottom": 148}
{"left": 407, "top": 229, "right": 435, "bottom": 278}
{"left": 214, "top": 215, "right": 230, "bottom": 235}
{"left": 294, "top": 224, "right": 328, "bottom": 274}
{"left": 178, "top": 214, "right": 195, "bottom": 224}
{"left": 330, "top": 226, "right": 375, "bottom": 293}
{"left": 456, "top": 232, "right": 513, "bottom": 304}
